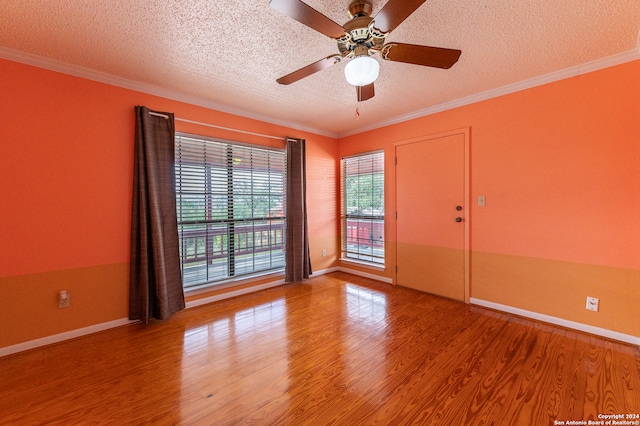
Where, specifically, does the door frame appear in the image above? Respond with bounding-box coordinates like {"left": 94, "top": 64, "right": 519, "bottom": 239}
{"left": 394, "top": 127, "right": 471, "bottom": 303}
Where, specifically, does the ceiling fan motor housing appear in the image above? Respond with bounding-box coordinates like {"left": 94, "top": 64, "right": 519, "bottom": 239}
{"left": 347, "top": 0, "right": 372, "bottom": 18}
{"left": 338, "top": 2, "right": 386, "bottom": 57}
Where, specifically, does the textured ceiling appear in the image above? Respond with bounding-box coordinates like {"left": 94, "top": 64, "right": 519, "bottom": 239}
{"left": 1, "top": 0, "right": 639, "bottom": 137}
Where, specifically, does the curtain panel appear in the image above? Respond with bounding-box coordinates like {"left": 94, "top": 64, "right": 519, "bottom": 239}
{"left": 130, "top": 106, "right": 185, "bottom": 324}
{"left": 285, "top": 137, "right": 312, "bottom": 282}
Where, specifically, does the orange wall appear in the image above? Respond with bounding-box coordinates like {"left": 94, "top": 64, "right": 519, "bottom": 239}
{"left": 0, "top": 58, "right": 339, "bottom": 348}
{"left": 339, "top": 60, "right": 640, "bottom": 337}
{"left": 2, "top": 56, "right": 638, "bottom": 349}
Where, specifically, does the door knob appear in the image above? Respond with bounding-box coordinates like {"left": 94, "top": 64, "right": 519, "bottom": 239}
{"left": 456, "top": 206, "right": 462, "bottom": 211}
{"left": 455, "top": 217, "right": 462, "bottom": 222}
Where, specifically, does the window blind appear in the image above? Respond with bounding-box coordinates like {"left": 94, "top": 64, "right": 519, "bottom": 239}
{"left": 175, "top": 134, "right": 286, "bottom": 288}
{"left": 341, "top": 151, "right": 385, "bottom": 265}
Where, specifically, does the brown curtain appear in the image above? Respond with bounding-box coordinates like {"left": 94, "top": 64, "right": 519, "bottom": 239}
{"left": 285, "top": 137, "right": 312, "bottom": 282}
{"left": 129, "top": 106, "right": 185, "bottom": 324}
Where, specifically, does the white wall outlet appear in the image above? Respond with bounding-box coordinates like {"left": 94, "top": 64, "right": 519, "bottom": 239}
{"left": 478, "top": 196, "right": 486, "bottom": 207}
{"left": 322, "top": 249, "right": 327, "bottom": 257}
{"left": 58, "top": 290, "right": 70, "bottom": 308}
{"left": 586, "top": 296, "right": 599, "bottom": 312}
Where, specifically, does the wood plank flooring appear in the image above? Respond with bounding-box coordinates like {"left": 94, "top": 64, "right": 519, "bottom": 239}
{"left": 1, "top": 272, "right": 638, "bottom": 425}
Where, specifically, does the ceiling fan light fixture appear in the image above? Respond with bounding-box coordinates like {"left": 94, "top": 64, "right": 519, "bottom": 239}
{"left": 344, "top": 56, "right": 380, "bottom": 86}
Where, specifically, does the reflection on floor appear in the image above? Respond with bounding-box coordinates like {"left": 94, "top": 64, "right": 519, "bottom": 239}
{"left": 1, "top": 271, "right": 638, "bottom": 425}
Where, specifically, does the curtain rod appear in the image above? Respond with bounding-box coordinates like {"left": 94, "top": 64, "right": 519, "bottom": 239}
{"left": 148, "top": 111, "right": 285, "bottom": 141}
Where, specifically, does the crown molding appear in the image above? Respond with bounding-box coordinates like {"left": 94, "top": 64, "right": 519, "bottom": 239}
{"left": 338, "top": 41, "right": 640, "bottom": 138}
{"left": 0, "top": 46, "right": 336, "bottom": 139}
{"left": 2, "top": 40, "right": 638, "bottom": 141}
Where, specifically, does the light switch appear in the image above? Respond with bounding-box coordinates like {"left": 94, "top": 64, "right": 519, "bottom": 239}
{"left": 478, "top": 196, "right": 486, "bottom": 207}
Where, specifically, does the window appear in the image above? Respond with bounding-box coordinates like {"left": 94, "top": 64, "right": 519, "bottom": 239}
{"left": 175, "top": 134, "right": 286, "bottom": 289}
{"left": 341, "top": 151, "right": 384, "bottom": 265}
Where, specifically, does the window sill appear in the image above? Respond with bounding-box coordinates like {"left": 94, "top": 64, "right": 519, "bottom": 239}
{"left": 184, "top": 270, "right": 285, "bottom": 296}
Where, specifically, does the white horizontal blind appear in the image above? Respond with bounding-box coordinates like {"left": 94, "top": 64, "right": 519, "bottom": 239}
{"left": 175, "top": 134, "right": 286, "bottom": 288}
{"left": 341, "top": 151, "right": 385, "bottom": 265}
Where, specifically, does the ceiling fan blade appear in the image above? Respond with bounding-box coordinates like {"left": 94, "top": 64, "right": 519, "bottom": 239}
{"left": 269, "top": 0, "right": 345, "bottom": 39}
{"left": 381, "top": 43, "right": 461, "bottom": 69}
{"left": 356, "top": 83, "right": 375, "bottom": 102}
{"left": 373, "top": 0, "right": 426, "bottom": 33}
{"left": 276, "top": 55, "right": 342, "bottom": 85}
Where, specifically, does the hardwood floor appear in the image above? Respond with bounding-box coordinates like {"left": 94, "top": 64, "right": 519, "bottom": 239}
{"left": 1, "top": 272, "right": 638, "bottom": 425}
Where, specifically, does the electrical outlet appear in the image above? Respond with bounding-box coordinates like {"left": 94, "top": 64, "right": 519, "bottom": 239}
{"left": 478, "top": 196, "right": 486, "bottom": 207}
{"left": 58, "top": 290, "right": 70, "bottom": 308}
{"left": 586, "top": 296, "right": 599, "bottom": 312}
{"left": 322, "top": 249, "right": 327, "bottom": 257}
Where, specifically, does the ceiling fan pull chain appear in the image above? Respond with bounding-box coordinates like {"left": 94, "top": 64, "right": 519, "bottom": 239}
{"left": 355, "top": 105, "right": 360, "bottom": 119}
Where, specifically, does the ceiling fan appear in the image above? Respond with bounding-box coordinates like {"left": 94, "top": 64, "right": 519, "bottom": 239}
{"left": 270, "top": 0, "right": 462, "bottom": 102}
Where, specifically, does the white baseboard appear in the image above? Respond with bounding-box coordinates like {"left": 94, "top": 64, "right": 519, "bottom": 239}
{"left": 470, "top": 298, "right": 639, "bottom": 346}
{"left": 311, "top": 266, "right": 340, "bottom": 276}
{"left": 0, "top": 318, "right": 136, "bottom": 358}
{"left": 186, "top": 267, "right": 357, "bottom": 310}
{"left": 186, "top": 266, "right": 373, "bottom": 309}
{"left": 7, "top": 277, "right": 634, "bottom": 358}
{"left": 185, "top": 279, "right": 285, "bottom": 309}
{"left": 311, "top": 266, "right": 392, "bottom": 284}
{"left": 1, "top": 268, "right": 392, "bottom": 357}
{"left": 1, "top": 279, "right": 288, "bottom": 357}
{"left": 336, "top": 267, "right": 393, "bottom": 284}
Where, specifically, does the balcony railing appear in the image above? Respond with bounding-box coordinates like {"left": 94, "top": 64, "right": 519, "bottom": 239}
{"left": 344, "top": 218, "right": 384, "bottom": 264}
{"left": 178, "top": 219, "right": 285, "bottom": 287}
